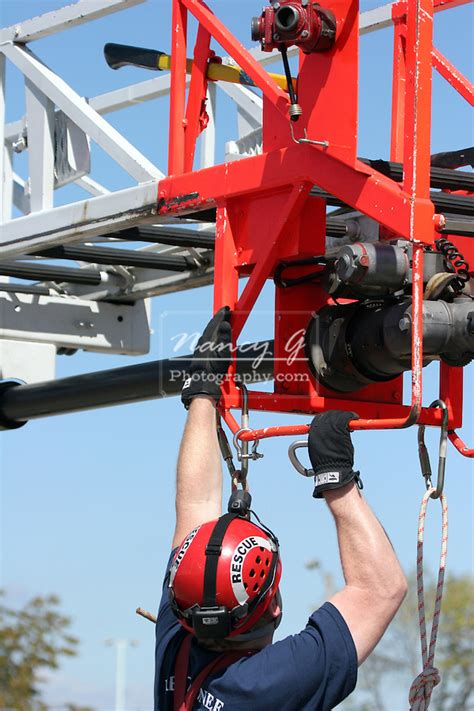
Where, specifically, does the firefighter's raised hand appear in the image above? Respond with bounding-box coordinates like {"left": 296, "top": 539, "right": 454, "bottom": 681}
{"left": 308, "top": 411, "right": 363, "bottom": 498}
{"left": 181, "top": 307, "right": 232, "bottom": 409}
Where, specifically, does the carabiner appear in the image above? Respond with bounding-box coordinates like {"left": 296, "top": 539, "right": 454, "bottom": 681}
{"left": 288, "top": 439, "right": 314, "bottom": 477}
{"left": 417, "top": 400, "right": 448, "bottom": 499}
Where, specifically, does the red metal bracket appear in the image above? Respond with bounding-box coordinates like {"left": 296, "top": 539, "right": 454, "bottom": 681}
{"left": 432, "top": 48, "right": 474, "bottom": 106}
{"left": 163, "top": 0, "right": 473, "bottom": 455}
{"left": 448, "top": 431, "right": 474, "bottom": 458}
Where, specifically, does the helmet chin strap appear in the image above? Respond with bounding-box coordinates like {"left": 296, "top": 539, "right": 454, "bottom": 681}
{"left": 230, "top": 618, "right": 278, "bottom": 642}
{"left": 231, "top": 590, "right": 283, "bottom": 642}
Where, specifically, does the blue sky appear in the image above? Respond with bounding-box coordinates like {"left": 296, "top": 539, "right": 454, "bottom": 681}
{"left": 0, "top": 0, "right": 473, "bottom": 709}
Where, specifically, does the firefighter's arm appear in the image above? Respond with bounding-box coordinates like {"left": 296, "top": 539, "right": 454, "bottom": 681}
{"left": 325, "top": 484, "right": 407, "bottom": 664}
{"left": 309, "top": 412, "right": 407, "bottom": 664}
{"left": 172, "top": 308, "right": 232, "bottom": 549}
{"left": 172, "top": 397, "right": 223, "bottom": 548}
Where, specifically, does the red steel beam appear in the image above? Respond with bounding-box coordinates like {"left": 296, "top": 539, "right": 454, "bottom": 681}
{"left": 169, "top": 0, "right": 188, "bottom": 175}
{"left": 403, "top": 0, "right": 435, "bottom": 242}
{"left": 158, "top": 144, "right": 435, "bottom": 242}
{"left": 433, "top": 0, "right": 472, "bottom": 10}
{"left": 390, "top": 5, "right": 407, "bottom": 161}
{"left": 432, "top": 47, "right": 474, "bottom": 106}
{"left": 232, "top": 183, "right": 313, "bottom": 339}
{"left": 183, "top": 23, "right": 212, "bottom": 171}
{"left": 213, "top": 206, "right": 240, "bottom": 408}
{"left": 181, "top": 0, "right": 289, "bottom": 118}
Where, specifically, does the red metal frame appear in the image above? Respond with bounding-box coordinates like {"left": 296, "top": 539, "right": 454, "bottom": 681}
{"left": 183, "top": 24, "right": 212, "bottom": 172}
{"left": 159, "top": 0, "right": 473, "bottom": 456}
{"left": 432, "top": 48, "right": 474, "bottom": 106}
{"left": 448, "top": 431, "right": 474, "bottom": 457}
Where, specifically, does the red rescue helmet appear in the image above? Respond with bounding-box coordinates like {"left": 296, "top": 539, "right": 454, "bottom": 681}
{"left": 169, "top": 511, "right": 282, "bottom": 639}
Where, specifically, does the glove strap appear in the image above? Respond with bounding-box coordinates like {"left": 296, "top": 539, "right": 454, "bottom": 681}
{"left": 313, "top": 470, "right": 363, "bottom": 498}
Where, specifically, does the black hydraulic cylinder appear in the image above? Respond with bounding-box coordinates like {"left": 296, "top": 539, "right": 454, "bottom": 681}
{"left": 0, "top": 283, "right": 52, "bottom": 296}
{"left": 31, "top": 245, "right": 207, "bottom": 271}
{"left": 116, "top": 221, "right": 362, "bottom": 244}
{"left": 363, "top": 158, "right": 474, "bottom": 193}
{"left": 0, "top": 261, "right": 102, "bottom": 285}
{"left": 440, "top": 219, "right": 474, "bottom": 237}
{"left": 111, "top": 226, "right": 216, "bottom": 249}
{"left": 0, "top": 342, "right": 274, "bottom": 427}
{"left": 425, "top": 192, "right": 474, "bottom": 217}
{"left": 326, "top": 218, "right": 350, "bottom": 238}
{"left": 311, "top": 187, "right": 474, "bottom": 217}
{"left": 430, "top": 147, "right": 474, "bottom": 170}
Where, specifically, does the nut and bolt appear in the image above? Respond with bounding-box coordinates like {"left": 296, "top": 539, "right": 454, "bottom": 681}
{"left": 12, "top": 136, "right": 27, "bottom": 153}
{"left": 467, "top": 312, "right": 474, "bottom": 335}
{"left": 399, "top": 315, "right": 411, "bottom": 332}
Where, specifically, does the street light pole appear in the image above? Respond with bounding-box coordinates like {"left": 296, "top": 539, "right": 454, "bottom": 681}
{"left": 106, "top": 638, "right": 139, "bottom": 711}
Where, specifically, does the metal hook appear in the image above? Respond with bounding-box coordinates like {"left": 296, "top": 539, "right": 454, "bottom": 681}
{"left": 217, "top": 414, "right": 236, "bottom": 478}
{"left": 289, "top": 121, "right": 329, "bottom": 147}
{"left": 231, "top": 468, "right": 250, "bottom": 492}
{"left": 288, "top": 439, "right": 314, "bottom": 477}
{"left": 417, "top": 400, "right": 449, "bottom": 499}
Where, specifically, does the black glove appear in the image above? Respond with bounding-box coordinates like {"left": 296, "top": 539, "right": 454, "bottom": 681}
{"left": 181, "top": 307, "right": 232, "bottom": 409}
{"left": 308, "top": 411, "right": 362, "bottom": 498}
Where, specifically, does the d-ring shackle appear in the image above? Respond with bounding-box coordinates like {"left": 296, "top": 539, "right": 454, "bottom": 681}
{"left": 233, "top": 382, "right": 251, "bottom": 481}
{"left": 232, "top": 384, "right": 263, "bottom": 484}
{"left": 417, "top": 399, "right": 449, "bottom": 499}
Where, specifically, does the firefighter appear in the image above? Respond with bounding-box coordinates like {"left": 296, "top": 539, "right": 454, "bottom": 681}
{"left": 154, "top": 308, "right": 407, "bottom": 710}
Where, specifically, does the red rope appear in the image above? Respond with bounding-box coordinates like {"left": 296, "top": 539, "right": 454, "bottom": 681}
{"left": 409, "top": 488, "right": 448, "bottom": 710}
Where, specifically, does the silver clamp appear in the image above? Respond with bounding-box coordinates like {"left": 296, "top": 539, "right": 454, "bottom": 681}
{"left": 288, "top": 440, "right": 314, "bottom": 477}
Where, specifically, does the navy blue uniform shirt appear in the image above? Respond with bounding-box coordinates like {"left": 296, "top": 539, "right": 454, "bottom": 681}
{"left": 154, "top": 551, "right": 357, "bottom": 710}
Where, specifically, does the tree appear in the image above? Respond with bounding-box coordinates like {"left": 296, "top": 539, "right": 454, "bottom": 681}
{"left": 0, "top": 591, "right": 93, "bottom": 711}
{"left": 431, "top": 574, "right": 474, "bottom": 710}
{"left": 343, "top": 572, "right": 474, "bottom": 710}
{"left": 306, "top": 562, "right": 474, "bottom": 710}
